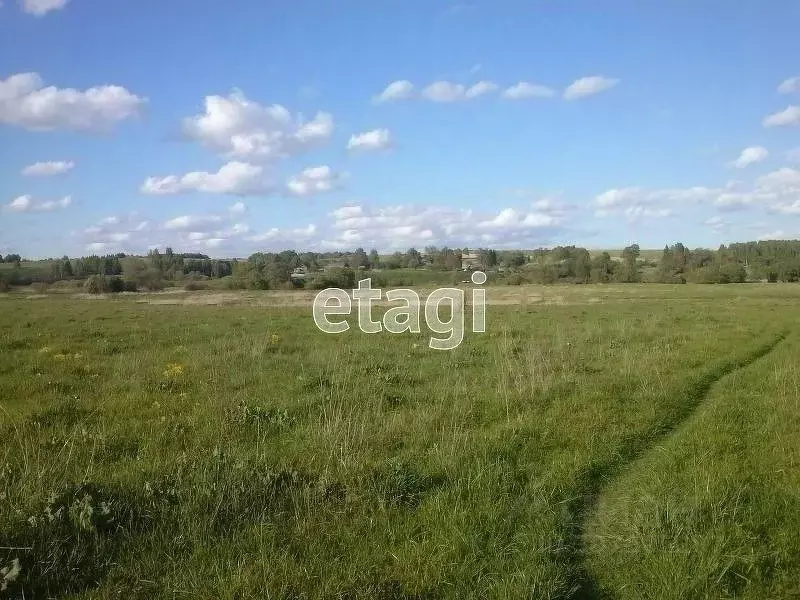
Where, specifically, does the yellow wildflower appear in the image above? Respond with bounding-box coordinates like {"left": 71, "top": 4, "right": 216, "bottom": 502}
{"left": 269, "top": 334, "right": 281, "bottom": 345}
{"left": 162, "top": 363, "right": 185, "bottom": 377}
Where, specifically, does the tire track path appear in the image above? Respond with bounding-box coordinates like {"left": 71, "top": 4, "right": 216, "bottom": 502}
{"left": 564, "top": 330, "right": 788, "bottom": 599}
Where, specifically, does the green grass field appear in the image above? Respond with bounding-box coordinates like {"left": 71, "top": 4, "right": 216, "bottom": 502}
{"left": 1, "top": 284, "right": 799, "bottom": 599}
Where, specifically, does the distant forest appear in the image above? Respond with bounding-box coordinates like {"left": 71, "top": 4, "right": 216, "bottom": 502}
{"left": 2, "top": 240, "right": 800, "bottom": 292}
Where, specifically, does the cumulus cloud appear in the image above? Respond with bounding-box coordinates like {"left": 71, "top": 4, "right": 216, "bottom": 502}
{"left": 594, "top": 186, "right": 720, "bottom": 218}
{"left": 80, "top": 212, "right": 260, "bottom": 254}
{"left": 286, "top": 165, "right": 345, "bottom": 196}
{"left": 730, "top": 146, "right": 768, "bottom": 169}
{"left": 140, "top": 161, "right": 273, "bottom": 196}
{"left": 502, "top": 82, "right": 556, "bottom": 100}
{"left": 421, "top": 80, "right": 499, "bottom": 102}
{"left": 229, "top": 201, "right": 247, "bottom": 214}
{"left": 80, "top": 215, "right": 149, "bottom": 254}
{"left": 714, "top": 167, "right": 800, "bottom": 211}
{"left": 72, "top": 196, "right": 572, "bottom": 255}
{"left": 763, "top": 106, "right": 800, "bottom": 127}
{"left": 21, "top": 160, "right": 74, "bottom": 176}
{"left": 248, "top": 223, "right": 317, "bottom": 243}
{"left": 0, "top": 72, "right": 145, "bottom": 131}
{"left": 323, "top": 203, "right": 564, "bottom": 249}
{"left": 347, "top": 128, "right": 393, "bottom": 152}
{"left": 181, "top": 91, "right": 332, "bottom": 161}
{"left": 464, "top": 81, "right": 499, "bottom": 98}
{"left": 563, "top": 76, "right": 619, "bottom": 100}
{"left": 163, "top": 215, "right": 223, "bottom": 231}
{"left": 373, "top": 80, "right": 414, "bottom": 103}
{"left": 5, "top": 194, "right": 71, "bottom": 212}
{"left": 778, "top": 77, "right": 800, "bottom": 94}
{"left": 21, "top": 0, "right": 68, "bottom": 16}
{"left": 422, "top": 81, "right": 466, "bottom": 102}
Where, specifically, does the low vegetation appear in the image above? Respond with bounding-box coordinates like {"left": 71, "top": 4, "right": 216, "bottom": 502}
{"left": 1, "top": 284, "right": 799, "bottom": 598}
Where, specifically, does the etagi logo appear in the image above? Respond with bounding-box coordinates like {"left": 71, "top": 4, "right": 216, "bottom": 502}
{"left": 312, "top": 271, "right": 487, "bottom": 350}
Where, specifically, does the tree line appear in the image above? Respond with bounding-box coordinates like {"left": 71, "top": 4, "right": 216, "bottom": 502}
{"left": 2, "top": 240, "right": 800, "bottom": 292}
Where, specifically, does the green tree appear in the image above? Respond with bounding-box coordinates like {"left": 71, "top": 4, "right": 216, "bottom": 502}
{"left": 620, "top": 244, "right": 641, "bottom": 282}
{"left": 405, "top": 248, "right": 422, "bottom": 269}
{"left": 368, "top": 249, "right": 380, "bottom": 269}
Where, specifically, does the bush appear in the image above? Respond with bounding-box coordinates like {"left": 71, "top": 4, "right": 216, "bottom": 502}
{"left": 225, "top": 277, "right": 248, "bottom": 290}
{"left": 309, "top": 267, "right": 356, "bottom": 290}
{"left": 84, "top": 275, "right": 107, "bottom": 294}
{"left": 107, "top": 276, "right": 125, "bottom": 293}
{"left": 505, "top": 272, "right": 525, "bottom": 286}
{"left": 0, "top": 279, "right": 9, "bottom": 293}
{"left": 184, "top": 281, "right": 210, "bottom": 291}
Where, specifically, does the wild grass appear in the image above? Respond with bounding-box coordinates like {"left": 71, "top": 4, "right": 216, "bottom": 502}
{"left": 0, "top": 284, "right": 799, "bottom": 598}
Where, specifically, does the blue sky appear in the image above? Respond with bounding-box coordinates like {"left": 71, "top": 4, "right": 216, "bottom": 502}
{"left": 1, "top": 0, "right": 800, "bottom": 258}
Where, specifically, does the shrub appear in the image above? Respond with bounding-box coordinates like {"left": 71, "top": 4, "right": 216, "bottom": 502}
{"left": 309, "top": 267, "right": 356, "bottom": 290}
{"left": 0, "top": 279, "right": 9, "bottom": 293}
{"left": 84, "top": 275, "right": 107, "bottom": 294}
{"left": 225, "top": 277, "right": 248, "bottom": 290}
{"left": 107, "top": 276, "right": 125, "bottom": 293}
{"left": 184, "top": 281, "right": 210, "bottom": 291}
{"left": 505, "top": 272, "right": 525, "bottom": 286}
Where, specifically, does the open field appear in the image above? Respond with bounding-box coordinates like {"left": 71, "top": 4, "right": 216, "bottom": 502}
{"left": 1, "top": 284, "right": 799, "bottom": 599}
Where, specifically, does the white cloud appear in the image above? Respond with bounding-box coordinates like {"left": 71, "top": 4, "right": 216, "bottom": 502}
{"left": 480, "top": 207, "right": 557, "bottom": 228}
{"left": 0, "top": 72, "right": 145, "bottom": 131}
{"left": 80, "top": 211, "right": 262, "bottom": 254}
{"left": 324, "top": 203, "right": 564, "bottom": 250}
{"left": 374, "top": 80, "right": 414, "bottom": 103}
{"left": 248, "top": 223, "right": 317, "bottom": 243}
{"left": 21, "top": 0, "right": 68, "bottom": 16}
{"left": 5, "top": 194, "right": 71, "bottom": 212}
{"left": 21, "top": 160, "right": 74, "bottom": 176}
{"left": 421, "top": 80, "right": 499, "bottom": 102}
{"left": 347, "top": 128, "right": 393, "bottom": 152}
{"left": 502, "top": 82, "right": 556, "bottom": 100}
{"left": 286, "top": 165, "right": 344, "bottom": 196}
{"left": 163, "top": 215, "right": 223, "bottom": 232}
{"left": 182, "top": 91, "right": 332, "bottom": 161}
{"left": 704, "top": 215, "right": 727, "bottom": 233}
{"left": 763, "top": 106, "right": 800, "bottom": 127}
{"left": 714, "top": 167, "right": 800, "bottom": 211}
{"left": 140, "top": 161, "right": 273, "bottom": 196}
{"left": 464, "top": 81, "right": 499, "bottom": 98}
{"left": 422, "top": 81, "right": 466, "bottom": 102}
{"left": 757, "top": 230, "right": 790, "bottom": 241}
{"left": 229, "top": 201, "right": 247, "bottom": 214}
{"left": 624, "top": 206, "right": 673, "bottom": 219}
{"left": 778, "top": 77, "right": 800, "bottom": 94}
{"left": 756, "top": 167, "right": 800, "bottom": 192}
{"left": 594, "top": 186, "right": 720, "bottom": 218}
{"left": 331, "top": 205, "right": 363, "bottom": 220}
{"left": 730, "top": 146, "right": 768, "bottom": 169}
{"left": 563, "top": 76, "right": 619, "bottom": 100}
{"left": 72, "top": 197, "right": 570, "bottom": 255}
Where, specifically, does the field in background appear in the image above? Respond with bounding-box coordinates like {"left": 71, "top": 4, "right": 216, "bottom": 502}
{"left": 1, "top": 284, "right": 799, "bottom": 599}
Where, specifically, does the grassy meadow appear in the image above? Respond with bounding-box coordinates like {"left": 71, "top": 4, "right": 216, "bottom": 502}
{"left": 1, "top": 284, "right": 799, "bottom": 599}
